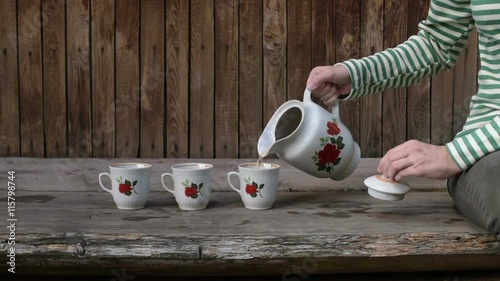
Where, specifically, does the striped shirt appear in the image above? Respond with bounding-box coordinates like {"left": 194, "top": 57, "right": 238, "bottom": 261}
{"left": 340, "top": 0, "right": 500, "bottom": 171}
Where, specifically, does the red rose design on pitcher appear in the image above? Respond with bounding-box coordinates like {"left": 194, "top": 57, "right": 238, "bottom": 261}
{"left": 327, "top": 121, "right": 341, "bottom": 135}
{"left": 312, "top": 119, "right": 345, "bottom": 173}
{"left": 318, "top": 143, "right": 341, "bottom": 165}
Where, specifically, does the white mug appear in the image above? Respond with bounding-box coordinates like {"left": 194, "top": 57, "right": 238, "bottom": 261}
{"left": 99, "top": 163, "right": 152, "bottom": 210}
{"left": 161, "top": 163, "right": 214, "bottom": 210}
{"left": 227, "top": 163, "right": 280, "bottom": 210}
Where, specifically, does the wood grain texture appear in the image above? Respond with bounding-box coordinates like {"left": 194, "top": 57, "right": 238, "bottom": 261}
{"left": 431, "top": 69, "right": 455, "bottom": 145}
{"left": 1, "top": 187, "right": 499, "bottom": 275}
{"left": 215, "top": 0, "right": 238, "bottom": 158}
{"left": 336, "top": 0, "right": 360, "bottom": 143}
{"left": 18, "top": 0, "right": 44, "bottom": 157}
{"left": 0, "top": 158, "right": 446, "bottom": 192}
{"left": 359, "top": 0, "right": 383, "bottom": 157}
{"left": 91, "top": 0, "right": 115, "bottom": 157}
{"left": 311, "top": 0, "right": 335, "bottom": 67}
{"left": 0, "top": 0, "right": 19, "bottom": 156}
{"left": 239, "top": 0, "right": 263, "bottom": 158}
{"left": 263, "top": 0, "right": 286, "bottom": 124}
{"left": 190, "top": 0, "right": 215, "bottom": 158}
{"left": 287, "top": 0, "right": 311, "bottom": 101}
{"left": 311, "top": 0, "right": 335, "bottom": 109}
{"left": 453, "top": 28, "right": 478, "bottom": 137}
{"left": 116, "top": 0, "right": 140, "bottom": 157}
{"left": 140, "top": 0, "right": 165, "bottom": 158}
{"left": 166, "top": 0, "right": 189, "bottom": 158}
{"left": 382, "top": 0, "right": 408, "bottom": 154}
{"left": 42, "top": 0, "right": 67, "bottom": 157}
{"left": 67, "top": 0, "right": 91, "bottom": 158}
{"left": 407, "top": 0, "right": 430, "bottom": 143}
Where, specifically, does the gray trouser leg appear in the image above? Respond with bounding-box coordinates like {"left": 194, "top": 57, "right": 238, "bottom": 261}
{"left": 448, "top": 151, "right": 500, "bottom": 238}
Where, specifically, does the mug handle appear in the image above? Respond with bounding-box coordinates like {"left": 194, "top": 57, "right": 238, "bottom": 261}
{"left": 161, "top": 173, "right": 175, "bottom": 194}
{"left": 98, "top": 172, "right": 112, "bottom": 193}
{"left": 303, "top": 88, "right": 340, "bottom": 120}
{"left": 227, "top": 172, "right": 241, "bottom": 193}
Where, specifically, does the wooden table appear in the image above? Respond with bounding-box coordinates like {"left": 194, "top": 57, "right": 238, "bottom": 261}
{"left": 1, "top": 158, "right": 499, "bottom": 276}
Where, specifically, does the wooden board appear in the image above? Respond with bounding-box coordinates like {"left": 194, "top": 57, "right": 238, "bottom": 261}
{"left": 116, "top": 0, "right": 140, "bottom": 157}
{"left": 239, "top": 0, "right": 263, "bottom": 158}
{"left": 91, "top": 0, "right": 115, "bottom": 157}
{"left": 287, "top": 0, "right": 311, "bottom": 101}
{"left": 0, "top": 190, "right": 498, "bottom": 275}
{"left": 166, "top": 0, "right": 189, "bottom": 158}
{"left": 336, "top": 0, "right": 360, "bottom": 144}
{"left": 42, "top": 0, "right": 67, "bottom": 157}
{"left": 140, "top": 0, "right": 165, "bottom": 158}
{"left": 190, "top": 0, "right": 215, "bottom": 158}
{"left": 0, "top": 158, "right": 447, "bottom": 192}
{"left": 359, "top": 0, "right": 383, "bottom": 157}
{"left": 431, "top": 70, "right": 454, "bottom": 145}
{"left": 67, "top": 0, "right": 92, "bottom": 158}
{"left": 18, "top": 0, "right": 44, "bottom": 157}
{"left": 0, "top": 0, "right": 19, "bottom": 156}
{"left": 453, "top": 29, "right": 478, "bottom": 136}
{"left": 406, "top": 0, "right": 430, "bottom": 143}
{"left": 382, "top": 0, "right": 408, "bottom": 154}
{"left": 311, "top": 0, "right": 335, "bottom": 67}
{"left": 263, "top": 0, "right": 286, "bottom": 124}
{"left": 215, "top": 0, "right": 238, "bottom": 158}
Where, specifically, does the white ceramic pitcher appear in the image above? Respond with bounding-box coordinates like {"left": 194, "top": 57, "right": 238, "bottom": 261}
{"left": 257, "top": 89, "right": 360, "bottom": 180}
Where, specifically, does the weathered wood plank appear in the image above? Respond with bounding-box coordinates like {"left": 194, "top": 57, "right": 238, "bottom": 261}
{"left": 239, "top": 0, "right": 263, "bottom": 158}
{"left": 67, "top": 0, "right": 92, "bottom": 158}
{"left": 215, "top": 0, "right": 238, "bottom": 158}
{"left": 0, "top": 0, "right": 20, "bottom": 156}
{"left": 336, "top": 0, "right": 360, "bottom": 143}
{"left": 431, "top": 70, "right": 454, "bottom": 145}
{"left": 42, "top": 0, "right": 67, "bottom": 157}
{"left": 116, "top": 0, "right": 140, "bottom": 157}
{"left": 263, "top": 0, "right": 286, "bottom": 124}
{"left": 190, "top": 0, "right": 215, "bottom": 158}
{"left": 359, "top": 0, "right": 383, "bottom": 157}
{"left": 453, "top": 28, "right": 478, "bottom": 137}
{"left": 91, "top": 0, "right": 115, "bottom": 158}
{"left": 382, "top": 0, "right": 408, "bottom": 154}
{"left": 311, "top": 0, "right": 335, "bottom": 109}
{"left": 18, "top": 0, "right": 44, "bottom": 157}
{"left": 140, "top": 0, "right": 165, "bottom": 158}
{"left": 166, "top": 0, "right": 189, "bottom": 158}
{"left": 287, "top": 0, "right": 311, "bottom": 101}
{"left": 0, "top": 191, "right": 484, "bottom": 234}
{"left": 0, "top": 191, "right": 499, "bottom": 275}
{"left": 311, "top": 0, "right": 335, "bottom": 67}
{"left": 0, "top": 158, "right": 446, "bottom": 192}
{"left": 406, "top": 0, "right": 430, "bottom": 143}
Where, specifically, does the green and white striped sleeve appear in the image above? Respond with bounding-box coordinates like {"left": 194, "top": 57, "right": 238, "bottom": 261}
{"left": 339, "top": 0, "right": 474, "bottom": 99}
{"left": 446, "top": 116, "right": 500, "bottom": 170}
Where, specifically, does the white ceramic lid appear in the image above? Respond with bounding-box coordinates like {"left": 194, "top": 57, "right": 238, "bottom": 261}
{"left": 364, "top": 175, "right": 411, "bottom": 201}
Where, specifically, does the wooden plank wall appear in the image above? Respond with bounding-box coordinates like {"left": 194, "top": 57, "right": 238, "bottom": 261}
{"left": 0, "top": 0, "right": 478, "bottom": 158}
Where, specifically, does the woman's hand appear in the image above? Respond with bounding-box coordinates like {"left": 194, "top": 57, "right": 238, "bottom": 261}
{"left": 378, "top": 140, "right": 462, "bottom": 181}
{"left": 306, "top": 64, "right": 352, "bottom": 106}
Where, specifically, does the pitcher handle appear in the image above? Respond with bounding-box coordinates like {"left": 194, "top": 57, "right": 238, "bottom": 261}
{"left": 304, "top": 88, "right": 340, "bottom": 119}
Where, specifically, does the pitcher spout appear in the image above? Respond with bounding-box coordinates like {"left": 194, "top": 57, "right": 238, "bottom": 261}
{"left": 257, "top": 100, "right": 304, "bottom": 158}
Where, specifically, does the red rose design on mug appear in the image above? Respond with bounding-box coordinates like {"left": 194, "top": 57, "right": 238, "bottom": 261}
{"left": 116, "top": 176, "right": 138, "bottom": 196}
{"left": 181, "top": 179, "right": 204, "bottom": 199}
{"left": 311, "top": 119, "right": 345, "bottom": 173}
{"left": 244, "top": 177, "right": 264, "bottom": 198}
